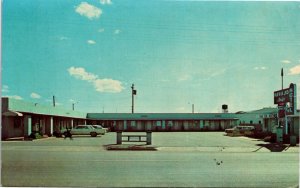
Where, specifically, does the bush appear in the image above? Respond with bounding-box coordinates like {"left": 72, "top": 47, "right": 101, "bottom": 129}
{"left": 53, "top": 131, "right": 62, "bottom": 138}
{"left": 28, "top": 133, "right": 36, "bottom": 139}
{"left": 28, "top": 132, "right": 42, "bottom": 139}
{"left": 35, "top": 133, "right": 43, "bottom": 139}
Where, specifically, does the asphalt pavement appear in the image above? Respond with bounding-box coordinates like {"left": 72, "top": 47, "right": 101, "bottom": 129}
{"left": 1, "top": 132, "right": 299, "bottom": 187}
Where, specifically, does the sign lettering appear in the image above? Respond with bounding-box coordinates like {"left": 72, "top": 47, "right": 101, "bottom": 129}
{"left": 274, "top": 83, "right": 297, "bottom": 118}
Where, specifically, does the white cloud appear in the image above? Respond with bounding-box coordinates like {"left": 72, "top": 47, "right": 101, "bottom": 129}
{"left": 45, "top": 99, "right": 51, "bottom": 102}
{"left": 254, "top": 66, "right": 267, "bottom": 70}
{"left": 68, "top": 67, "right": 98, "bottom": 81}
{"left": 30, "top": 92, "right": 41, "bottom": 99}
{"left": 69, "top": 99, "right": 76, "bottom": 103}
{"left": 98, "top": 28, "right": 105, "bottom": 32}
{"left": 68, "top": 67, "right": 124, "bottom": 93}
{"left": 87, "top": 40, "right": 96, "bottom": 44}
{"left": 175, "top": 107, "right": 186, "bottom": 112}
{"left": 198, "top": 68, "right": 227, "bottom": 81}
{"left": 59, "top": 36, "right": 69, "bottom": 40}
{"left": 281, "top": 60, "right": 291, "bottom": 64}
{"left": 75, "top": 2, "right": 102, "bottom": 20}
{"left": 178, "top": 74, "right": 192, "bottom": 81}
{"left": 46, "top": 99, "right": 62, "bottom": 106}
{"left": 288, "top": 64, "right": 300, "bottom": 75}
{"left": 210, "top": 68, "right": 226, "bottom": 77}
{"left": 94, "top": 79, "right": 123, "bottom": 93}
{"left": 114, "top": 29, "right": 121, "bottom": 34}
{"left": 100, "top": 0, "right": 112, "bottom": 5}
{"left": 2, "top": 85, "right": 9, "bottom": 93}
{"left": 55, "top": 102, "right": 62, "bottom": 106}
{"left": 4, "top": 95, "right": 23, "bottom": 100}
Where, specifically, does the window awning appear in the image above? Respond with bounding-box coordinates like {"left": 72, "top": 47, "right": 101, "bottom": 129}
{"left": 2, "top": 110, "right": 23, "bottom": 117}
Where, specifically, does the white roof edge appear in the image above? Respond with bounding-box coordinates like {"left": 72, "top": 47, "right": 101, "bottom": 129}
{"left": 2, "top": 110, "right": 23, "bottom": 117}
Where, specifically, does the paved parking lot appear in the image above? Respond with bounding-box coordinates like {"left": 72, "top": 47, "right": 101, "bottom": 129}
{"left": 1, "top": 132, "right": 299, "bottom": 187}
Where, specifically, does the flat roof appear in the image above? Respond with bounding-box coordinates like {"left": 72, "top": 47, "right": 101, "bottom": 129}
{"left": 87, "top": 113, "right": 238, "bottom": 120}
{"left": 2, "top": 98, "right": 87, "bottom": 119}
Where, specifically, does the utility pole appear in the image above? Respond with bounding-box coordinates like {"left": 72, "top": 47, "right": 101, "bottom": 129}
{"left": 131, "top": 84, "right": 137, "bottom": 113}
{"left": 72, "top": 101, "right": 78, "bottom": 111}
{"left": 188, "top": 102, "right": 194, "bottom": 113}
{"left": 53, "top": 95, "right": 56, "bottom": 107}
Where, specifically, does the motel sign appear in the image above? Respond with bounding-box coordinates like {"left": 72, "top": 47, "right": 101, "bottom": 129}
{"left": 274, "top": 83, "right": 297, "bottom": 118}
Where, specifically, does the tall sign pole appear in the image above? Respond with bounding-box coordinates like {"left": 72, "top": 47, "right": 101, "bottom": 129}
{"left": 281, "top": 68, "right": 284, "bottom": 134}
{"left": 131, "top": 84, "right": 137, "bottom": 113}
{"left": 281, "top": 68, "right": 283, "bottom": 90}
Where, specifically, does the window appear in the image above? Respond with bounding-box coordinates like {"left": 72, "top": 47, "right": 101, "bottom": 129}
{"left": 194, "top": 121, "right": 198, "bottom": 126}
{"left": 156, "top": 121, "right": 161, "bottom": 126}
{"left": 130, "top": 121, "right": 136, "bottom": 126}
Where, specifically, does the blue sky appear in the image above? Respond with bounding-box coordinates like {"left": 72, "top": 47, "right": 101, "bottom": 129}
{"left": 2, "top": 0, "right": 300, "bottom": 113}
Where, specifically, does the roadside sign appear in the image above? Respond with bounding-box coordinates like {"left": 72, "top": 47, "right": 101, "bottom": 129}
{"left": 274, "top": 83, "right": 297, "bottom": 118}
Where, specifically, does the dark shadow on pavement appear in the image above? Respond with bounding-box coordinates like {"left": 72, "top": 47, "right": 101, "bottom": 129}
{"left": 103, "top": 144, "right": 157, "bottom": 151}
{"left": 256, "top": 143, "right": 288, "bottom": 152}
{"left": 61, "top": 135, "right": 102, "bottom": 139}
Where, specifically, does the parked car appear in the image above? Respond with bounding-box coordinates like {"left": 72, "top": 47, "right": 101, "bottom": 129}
{"left": 225, "top": 125, "right": 255, "bottom": 136}
{"left": 62, "top": 125, "right": 104, "bottom": 137}
{"left": 92, "top": 125, "right": 108, "bottom": 134}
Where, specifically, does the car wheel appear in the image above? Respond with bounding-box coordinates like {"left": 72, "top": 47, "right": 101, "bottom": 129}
{"left": 90, "top": 132, "right": 97, "bottom": 137}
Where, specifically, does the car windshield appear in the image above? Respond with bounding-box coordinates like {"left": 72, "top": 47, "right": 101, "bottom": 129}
{"left": 93, "top": 125, "right": 102, "bottom": 129}
{"left": 76, "top": 126, "right": 85, "bottom": 129}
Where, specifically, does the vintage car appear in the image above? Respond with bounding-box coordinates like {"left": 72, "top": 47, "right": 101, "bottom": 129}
{"left": 62, "top": 125, "right": 105, "bottom": 137}
{"left": 225, "top": 125, "right": 255, "bottom": 136}
{"left": 92, "top": 125, "right": 108, "bottom": 134}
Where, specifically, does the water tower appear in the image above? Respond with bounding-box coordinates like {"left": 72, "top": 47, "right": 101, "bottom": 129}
{"left": 222, "top": 104, "right": 228, "bottom": 113}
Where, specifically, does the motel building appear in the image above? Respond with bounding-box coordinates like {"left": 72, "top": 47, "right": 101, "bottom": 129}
{"left": 1, "top": 97, "right": 299, "bottom": 142}
{"left": 1, "top": 97, "right": 87, "bottom": 140}
{"left": 86, "top": 113, "right": 238, "bottom": 132}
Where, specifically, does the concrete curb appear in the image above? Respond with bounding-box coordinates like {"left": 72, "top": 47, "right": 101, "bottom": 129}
{"left": 156, "top": 146, "right": 299, "bottom": 153}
